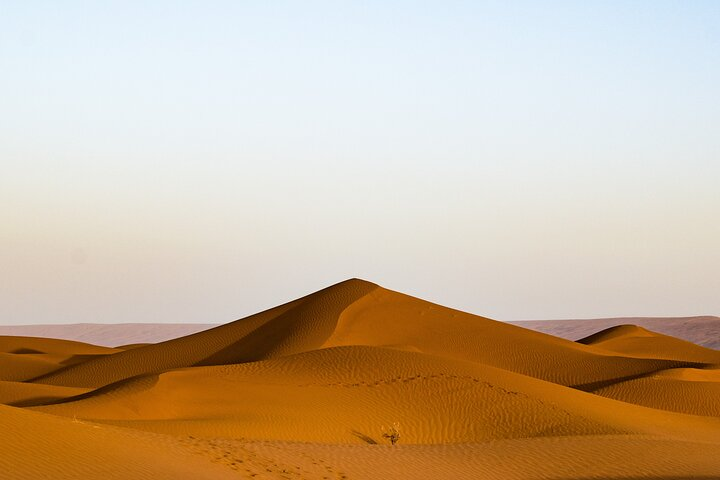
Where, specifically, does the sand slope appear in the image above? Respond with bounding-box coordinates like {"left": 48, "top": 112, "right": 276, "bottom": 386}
{"left": 6, "top": 403, "right": 720, "bottom": 479}
{"left": 34, "top": 345, "right": 720, "bottom": 444}
{"left": 0, "top": 380, "right": 89, "bottom": 407}
{"left": 0, "top": 404, "right": 240, "bottom": 480}
{"left": 248, "top": 436, "right": 720, "bottom": 480}
{"left": 31, "top": 280, "right": 376, "bottom": 387}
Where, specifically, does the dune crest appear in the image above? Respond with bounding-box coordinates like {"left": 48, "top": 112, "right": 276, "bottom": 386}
{"left": 578, "top": 324, "right": 720, "bottom": 363}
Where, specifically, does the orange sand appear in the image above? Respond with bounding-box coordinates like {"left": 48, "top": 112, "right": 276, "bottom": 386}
{"left": 2, "top": 279, "right": 719, "bottom": 479}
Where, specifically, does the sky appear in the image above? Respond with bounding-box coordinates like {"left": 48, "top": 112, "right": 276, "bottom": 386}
{"left": 1, "top": 1, "right": 719, "bottom": 325}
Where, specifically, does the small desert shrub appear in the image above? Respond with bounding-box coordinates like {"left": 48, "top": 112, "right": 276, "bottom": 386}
{"left": 381, "top": 422, "right": 401, "bottom": 445}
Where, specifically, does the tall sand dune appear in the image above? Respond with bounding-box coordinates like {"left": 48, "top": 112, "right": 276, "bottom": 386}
{"left": 31, "top": 280, "right": 707, "bottom": 390}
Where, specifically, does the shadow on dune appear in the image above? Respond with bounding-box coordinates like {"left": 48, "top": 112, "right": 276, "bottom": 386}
{"left": 9, "top": 396, "right": 69, "bottom": 408}
{"left": 23, "top": 373, "right": 160, "bottom": 407}
{"left": 350, "top": 430, "right": 378, "bottom": 445}
{"left": 9, "top": 348, "right": 45, "bottom": 354}
{"left": 569, "top": 361, "right": 708, "bottom": 392}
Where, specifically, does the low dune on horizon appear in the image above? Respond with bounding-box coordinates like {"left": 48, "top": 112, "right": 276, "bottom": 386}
{"left": 2, "top": 278, "right": 719, "bottom": 479}
{"left": 514, "top": 316, "right": 720, "bottom": 350}
{"left": 0, "top": 322, "right": 221, "bottom": 348}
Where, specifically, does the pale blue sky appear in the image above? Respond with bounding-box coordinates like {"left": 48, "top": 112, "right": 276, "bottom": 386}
{"left": 1, "top": 1, "right": 719, "bottom": 324}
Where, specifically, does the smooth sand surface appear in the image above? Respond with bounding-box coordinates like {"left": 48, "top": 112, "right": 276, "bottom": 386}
{"left": 2, "top": 279, "right": 719, "bottom": 479}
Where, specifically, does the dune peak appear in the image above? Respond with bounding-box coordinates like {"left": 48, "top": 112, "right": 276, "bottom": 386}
{"left": 327, "top": 277, "right": 380, "bottom": 289}
{"left": 578, "top": 324, "right": 656, "bottom": 344}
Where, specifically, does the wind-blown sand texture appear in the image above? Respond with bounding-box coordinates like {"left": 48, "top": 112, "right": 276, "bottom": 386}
{"left": 1, "top": 279, "right": 719, "bottom": 479}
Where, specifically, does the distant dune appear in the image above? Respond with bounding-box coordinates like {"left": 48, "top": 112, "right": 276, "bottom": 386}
{"left": 513, "top": 316, "right": 720, "bottom": 350}
{"left": 0, "top": 323, "right": 218, "bottom": 347}
{"left": 2, "top": 279, "right": 719, "bottom": 479}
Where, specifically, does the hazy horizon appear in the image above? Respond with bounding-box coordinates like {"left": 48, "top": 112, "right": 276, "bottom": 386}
{"left": 2, "top": 1, "right": 719, "bottom": 325}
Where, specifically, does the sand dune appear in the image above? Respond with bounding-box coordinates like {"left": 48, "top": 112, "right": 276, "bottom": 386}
{"left": 514, "top": 316, "right": 720, "bottom": 350}
{"left": 0, "top": 352, "right": 64, "bottom": 382}
{"left": 578, "top": 324, "right": 720, "bottom": 363}
{"left": 31, "top": 280, "right": 707, "bottom": 390}
{"left": 33, "top": 345, "right": 720, "bottom": 444}
{"left": 0, "top": 336, "right": 120, "bottom": 382}
{"left": 32, "top": 346, "right": 625, "bottom": 442}
{"left": 31, "top": 279, "right": 375, "bottom": 387}
{"left": 2, "top": 279, "right": 719, "bottom": 479}
{"left": 589, "top": 367, "right": 720, "bottom": 417}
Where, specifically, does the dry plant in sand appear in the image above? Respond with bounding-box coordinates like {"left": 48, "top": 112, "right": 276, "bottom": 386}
{"left": 381, "top": 422, "right": 401, "bottom": 445}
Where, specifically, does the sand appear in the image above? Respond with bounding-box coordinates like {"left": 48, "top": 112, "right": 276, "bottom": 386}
{"left": 2, "top": 278, "right": 719, "bottom": 479}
